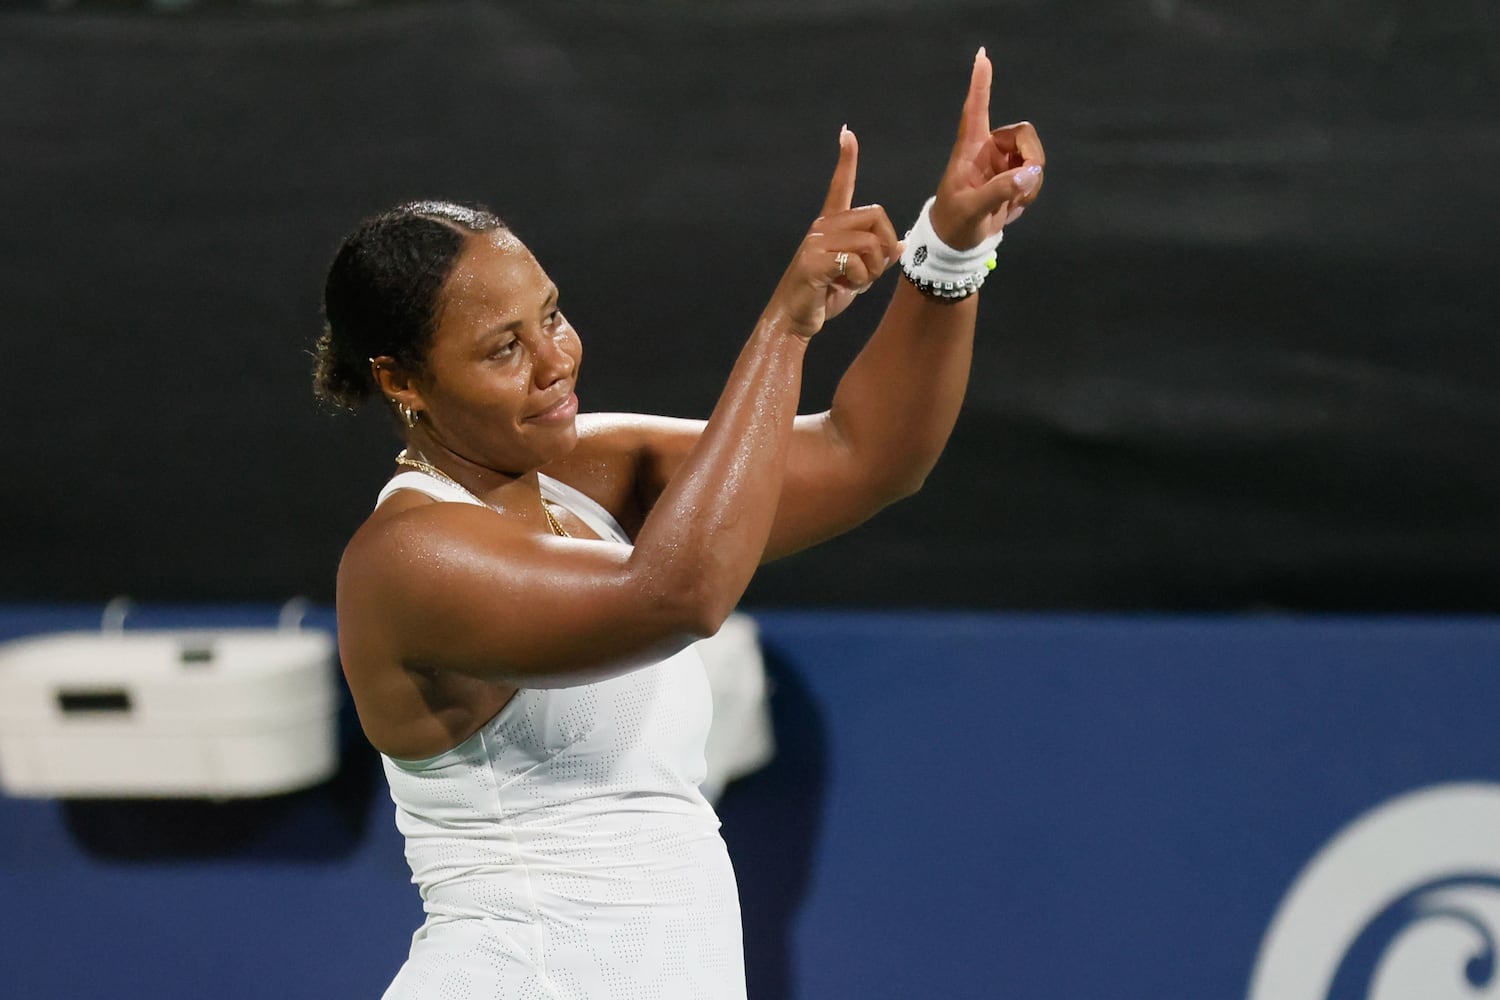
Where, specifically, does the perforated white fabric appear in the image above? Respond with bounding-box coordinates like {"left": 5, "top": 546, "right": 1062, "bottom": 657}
{"left": 372, "top": 471, "right": 746, "bottom": 1000}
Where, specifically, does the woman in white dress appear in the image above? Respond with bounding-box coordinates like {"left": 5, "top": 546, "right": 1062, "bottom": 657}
{"left": 315, "top": 50, "right": 1043, "bottom": 1000}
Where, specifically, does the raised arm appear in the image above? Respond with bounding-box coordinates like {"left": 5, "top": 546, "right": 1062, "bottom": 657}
{"left": 605, "top": 49, "right": 1046, "bottom": 560}
{"left": 770, "top": 50, "right": 1046, "bottom": 557}
{"left": 338, "top": 145, "right": 897, "bottom": 688}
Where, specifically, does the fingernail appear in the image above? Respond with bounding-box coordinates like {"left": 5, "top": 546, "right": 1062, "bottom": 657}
{"left": 1006, "top": 205, "right": 1026, "bottom": 225}
{"left": 976, "top": 45, "right": 986, "bottom": 61}
{"left": 1016, "top": 165, "right": 1041, "bottom": 190}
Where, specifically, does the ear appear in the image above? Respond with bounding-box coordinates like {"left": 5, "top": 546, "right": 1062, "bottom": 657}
{"left": 369, "top": 356, "right": 425, "bottom": 416}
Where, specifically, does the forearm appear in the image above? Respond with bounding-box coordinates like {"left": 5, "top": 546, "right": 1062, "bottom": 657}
{"left": 826, "top": 277, "right": 979, "bottom": 497}
{"left": 628, "top": 315, "right": 808, "bottom": 629}
{"left": 815, "top": 49, "right": 1042, "bottom": 501}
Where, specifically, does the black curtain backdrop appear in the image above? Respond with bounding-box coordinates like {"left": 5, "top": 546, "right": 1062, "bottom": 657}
{"left": 4, "top": 0, "right": 1497, "bottom": 610}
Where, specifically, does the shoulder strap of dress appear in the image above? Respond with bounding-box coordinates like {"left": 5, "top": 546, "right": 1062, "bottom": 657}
{"left": 538, "top": 474, "right": 632, "bottom": 544}
{"left": 374, "top": 471, "right": 486, "bottom": 510}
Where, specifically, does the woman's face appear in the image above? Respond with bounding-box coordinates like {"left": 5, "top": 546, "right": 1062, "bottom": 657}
{"left": 414, "top": 229, "right": 582, "bottom": 475}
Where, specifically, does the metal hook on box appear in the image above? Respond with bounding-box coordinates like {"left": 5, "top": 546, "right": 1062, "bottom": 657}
{"left": 278, "top": 597, "right": 311, "bottom": 632}
{"left": 101, "top": 596, "right": 133, "bottom": 634}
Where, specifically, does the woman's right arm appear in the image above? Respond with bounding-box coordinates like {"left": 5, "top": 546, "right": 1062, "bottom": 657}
{"left": 338, "top": 133, "right": 898, "bottom": 688}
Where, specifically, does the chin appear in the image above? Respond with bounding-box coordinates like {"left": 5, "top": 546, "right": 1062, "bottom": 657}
{"left": 532, "top": 422, "right": 580, "bottom": 467}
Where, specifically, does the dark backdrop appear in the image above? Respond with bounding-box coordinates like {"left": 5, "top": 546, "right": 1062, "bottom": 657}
{"left": 4, "top": 0, "right": 1497, "bottom": 609}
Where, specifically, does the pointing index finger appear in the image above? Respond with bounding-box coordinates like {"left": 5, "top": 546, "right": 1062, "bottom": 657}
{"left": 820, "top": 125, "right": 858, "bottom": 217}
{"left": 960, "top": 46, "right": 992, "bottom": 143}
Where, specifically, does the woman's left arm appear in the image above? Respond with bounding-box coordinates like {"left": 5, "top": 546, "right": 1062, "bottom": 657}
{"left": 768, "top": 50, "right": 1045, "bottom": 558}
{"left": 561, "top": 49, "right": 1045, "bottom": 559}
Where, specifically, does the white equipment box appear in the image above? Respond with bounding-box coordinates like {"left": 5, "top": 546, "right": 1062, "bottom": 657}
{"left": 697, "top": 612, "right": 775, "bottom": 804}
{"left": 0, "top": 628, "right": 338, "bottom": 798}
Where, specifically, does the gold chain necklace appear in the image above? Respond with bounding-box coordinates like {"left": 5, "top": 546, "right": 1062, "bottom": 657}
{"left": 394, "top": 450, "right": 570, "bottom": 538}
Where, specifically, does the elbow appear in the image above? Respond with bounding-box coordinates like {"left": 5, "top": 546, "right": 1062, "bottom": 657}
{"left": 864, "top": 462, "right": 931, "bottom": 508}
{"left": 676, "top": 578, "right": 740, "bottom": 640}
{"left": 885, "top": 468, "right": 929, "bottom": 502}
{"left": 637, "top": 563, "right": 739, "bottom": 644}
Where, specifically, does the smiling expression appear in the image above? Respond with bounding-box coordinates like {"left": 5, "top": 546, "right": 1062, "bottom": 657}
{"left": 412, "top": 229, "right": 582, "bottom": 475}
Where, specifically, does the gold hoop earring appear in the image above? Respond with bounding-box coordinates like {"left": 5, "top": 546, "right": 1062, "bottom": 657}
{"left": 398, "top": 403, "right": 419, "bottom": 428}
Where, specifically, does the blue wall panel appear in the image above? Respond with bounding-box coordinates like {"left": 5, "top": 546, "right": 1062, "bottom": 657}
{"left": 2, "top": 608, "right": 1497, "bottom": 999}
{"left": 726, "top": 616, "right": 1500, "bottom": 1000}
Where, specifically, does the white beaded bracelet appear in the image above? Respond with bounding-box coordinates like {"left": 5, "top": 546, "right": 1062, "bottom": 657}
{"left": 899, "top": 196, "right": 1002, "bottom": 301}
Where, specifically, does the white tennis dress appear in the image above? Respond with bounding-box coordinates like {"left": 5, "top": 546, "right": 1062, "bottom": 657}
{"left": 373, "top": 471, "right": 746, "bottom": 1000}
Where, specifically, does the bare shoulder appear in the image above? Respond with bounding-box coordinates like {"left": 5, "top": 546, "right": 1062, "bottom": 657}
{"left": 336, "top": 497, "right": 532, "bottom": 758}
{"left": 335, "top": 493, "right": 591, "bottom": 675}
{"left": 337, "top": 496, "right": 528, "bottom": 632}
{"left": 343, "top": 491, "right": 526, "bottom": 569}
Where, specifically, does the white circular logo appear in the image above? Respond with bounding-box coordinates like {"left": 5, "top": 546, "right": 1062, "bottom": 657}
{"left": 1249, "top": 783, "right": 1500, "bottom": 1000}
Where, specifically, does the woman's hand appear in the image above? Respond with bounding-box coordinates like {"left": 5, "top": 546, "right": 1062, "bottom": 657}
{"left": 930, "top": 48, "right": 1046, "bottom": 251}
{"left": 766, "top": 128, "right": 902, "bottom": 339}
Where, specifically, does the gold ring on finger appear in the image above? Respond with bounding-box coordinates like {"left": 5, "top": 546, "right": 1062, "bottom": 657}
{"left": 835, "top": 251, "right": 849, "bottom": 278}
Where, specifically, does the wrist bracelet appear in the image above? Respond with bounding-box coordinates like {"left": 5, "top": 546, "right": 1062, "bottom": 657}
{"left": 899, "top": 196, "right": 1002, "bottom": 301}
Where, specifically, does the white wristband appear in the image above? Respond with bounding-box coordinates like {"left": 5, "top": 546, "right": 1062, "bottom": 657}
{"left": 899, "top": 196, "right": 1002, "bottom": 301}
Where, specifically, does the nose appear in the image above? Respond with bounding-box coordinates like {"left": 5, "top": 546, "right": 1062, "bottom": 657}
{"left": 532, "top": 330, "right": 575, "bottom": 388}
